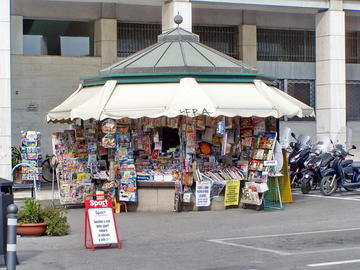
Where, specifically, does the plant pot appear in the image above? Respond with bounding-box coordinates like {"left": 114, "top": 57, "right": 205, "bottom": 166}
{"left": 16, "top": 223, "right": 47, "bottom": 236}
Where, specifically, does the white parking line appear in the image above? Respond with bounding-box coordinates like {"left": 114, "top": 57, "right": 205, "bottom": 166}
{"left": 208, "top": 227, "right": 360, "bottom": 256}
{"left": 208, "top": 239, "right": 291, "bottom": 256}
{"left": 307, "top": 259, "right": 360, "bottom": 267}
{"left": 296, "top": 246, "right": 360, "bottom": 255}
{"left": 209, "top": 227, "right": 360, "bottom": 241}
{"left": 293, "top": 193, "right": 360, "bottom": 201}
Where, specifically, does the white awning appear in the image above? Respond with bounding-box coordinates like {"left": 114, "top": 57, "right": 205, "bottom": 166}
{"left": 47, "top": 78, "right": 314, "bottom": 122}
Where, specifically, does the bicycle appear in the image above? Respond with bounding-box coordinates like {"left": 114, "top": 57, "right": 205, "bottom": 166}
{"left": 41, "top": 154, "right": 58, "bottom": 183}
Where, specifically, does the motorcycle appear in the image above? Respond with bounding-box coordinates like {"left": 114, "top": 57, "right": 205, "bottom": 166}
{"left": 288, "top": 133, "right": 312, "bottom": 187}
{"left": 320, "top": 143, "right": 357, "bottom": 196}
{"left": 300, "top": 141, "right": 333, "bottom": 194}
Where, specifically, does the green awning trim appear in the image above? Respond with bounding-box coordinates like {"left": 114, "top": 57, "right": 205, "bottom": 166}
{"left": 81, "top": 72, "right": 276, "bottom": 87}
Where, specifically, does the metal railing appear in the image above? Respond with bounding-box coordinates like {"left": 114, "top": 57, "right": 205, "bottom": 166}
{"left": 193, "top": 25, "right": 239, "bottom": 59}
{"left": 346, "top": 32, "right": 360, "bottom": 64}
{"left": 117, "top": 22, "right": 239, "bottom": 59}
{"left": 346, "top": 81, "right": 360, "bottom": 120}
{"left": 276, "top": 79, "right": 315, "bottom": 121}
{"left": 117, "top": 22, "right": 161, "bottom": 57}
{"left": 257, "top": 28, "right": 315, "bottom": 62}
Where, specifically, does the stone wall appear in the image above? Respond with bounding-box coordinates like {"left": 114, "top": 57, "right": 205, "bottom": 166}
{"left": 11, "top": 55, "right": 101, "bottom": 152}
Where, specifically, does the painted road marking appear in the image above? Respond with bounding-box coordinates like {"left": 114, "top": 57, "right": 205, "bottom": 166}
{"left": 307, "top": 259, "right": 360, "bottom": 267}
{"left": 208, "top": 227, "right": 360, "bottom": 256}
{"left": 208, "top": 239, "right": 291, "bottom": 256}
{"left": 209, "top": 227, "right": 360, "bottom": 241}
{"left": 293, "top": 193, "right": 360, "bottom": 201}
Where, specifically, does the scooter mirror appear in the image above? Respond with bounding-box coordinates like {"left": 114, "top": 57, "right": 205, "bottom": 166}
{"left": 352, "top": 145, "right": 357, "bottom": 150}
{"left": 330, "top": 139, "right": 334, "bottom": 145}
{"left": 291, "top": 132, "right": 296, "bottom": 139}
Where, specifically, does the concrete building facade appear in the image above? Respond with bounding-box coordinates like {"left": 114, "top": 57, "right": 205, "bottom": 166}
{"left": 1, "top": 0, "right": 360, "bottom": 179}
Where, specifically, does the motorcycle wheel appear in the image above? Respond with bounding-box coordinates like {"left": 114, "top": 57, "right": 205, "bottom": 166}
{"left": 344, "top": 179, "right": 354, "bottom": 191}
{"left": 320, "top": 175, "right": 337, "bottom": 196}
{"left": 301, "top": 178, "right": 312, "bottom": 194}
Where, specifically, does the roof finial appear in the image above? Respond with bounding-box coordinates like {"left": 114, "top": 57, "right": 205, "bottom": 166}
{"left": 174, "top": 13, "right": 183, "bottom": 26}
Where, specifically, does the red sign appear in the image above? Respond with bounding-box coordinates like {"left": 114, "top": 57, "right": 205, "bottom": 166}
{"left": 85, "top": 198, "right": 113, "bottom": 209}
{"left": 84, "top": 195, "right": 121, "bottom": 250}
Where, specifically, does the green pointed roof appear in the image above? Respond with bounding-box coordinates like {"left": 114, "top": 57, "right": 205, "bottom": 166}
{"left": 100, "top": 27, "right": 256, "bottom": 74}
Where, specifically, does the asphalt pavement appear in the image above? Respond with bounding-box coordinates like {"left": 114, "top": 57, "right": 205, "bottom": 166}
{"left": 10, "top": 188, "right": 360, "bottom": 270}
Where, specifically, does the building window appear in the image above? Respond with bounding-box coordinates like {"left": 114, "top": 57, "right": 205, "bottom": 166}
{"left": 257, "top": 28, "right": 315, "bottom": 62}
{"left": 23, "top": 19, "right": 94, "bottom": 56}
{"left": 287, "top": 80, "right": 315, "bottom": 108}
{"left": 346, "top": 32, "right": 360, "bottom": 64}
{"left": 117, "top": 22, "right": 239, "bottom": 59}
{"left": 276, "top": 79, "right": 315, "bottom": 121}
{"left": 117, "top": 23, "right": 161, "bottom": 57}
{"left": 193, "top": 25, "right": 239, "bottom": 59}
{"left": 347, "top": 81, "right": 360, "bottom": 120}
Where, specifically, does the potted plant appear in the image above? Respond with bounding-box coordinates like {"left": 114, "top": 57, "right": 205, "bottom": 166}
{"left": 17, "top": 198, "right": 47, "bottom": 236}
{"left": 11, "top": 146, "right": 22, "bottom": 180}
{"left": 17, "top": 198, "right": 70, "bottom": 236}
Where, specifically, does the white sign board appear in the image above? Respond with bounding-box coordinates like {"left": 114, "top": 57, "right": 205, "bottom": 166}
{"left": 264, "top": 160, "right": 277, "bottom": 167}
{"left": 88, "top": 208, "right": 118, "bottom": 245}
{"left": 196, "top": 181, "right": 211, "bottom": 207}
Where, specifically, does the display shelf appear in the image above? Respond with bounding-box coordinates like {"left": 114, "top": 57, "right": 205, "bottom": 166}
{"left": 241, "top": 132, "right": 277, "bottom": 209}
{"left": 137, "top": 181, "right": 175, "bottom": 188}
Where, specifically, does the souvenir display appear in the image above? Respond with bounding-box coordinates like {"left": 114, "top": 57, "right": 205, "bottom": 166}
{"left": 101, "top": 119, "right": 116, "bottom": 148}
{"left": 101, "top": 119, "right": 116, "bottom": 134}
{"left": 20, "top": 131, "right": 42, "bottom": 189}
{"left": 48, "top": 115, "right": 279, "bottom": 211}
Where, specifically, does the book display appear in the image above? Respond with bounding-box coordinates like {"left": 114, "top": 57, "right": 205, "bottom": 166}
{"left": 52, "top": 128, "right": 93, "bottom": 205}
{"left": 20, "top": 131, "right": 42, "bottom": 189}
{"left": 241, "top": 132, "right": 277, "bottom": 208}
{"left": 116, "top": 125, "right": 137, "bottom": 202}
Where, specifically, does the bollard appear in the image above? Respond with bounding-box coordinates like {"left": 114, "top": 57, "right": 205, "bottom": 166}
{"left": 6, "top": 204, "right": 18, "bottom": 270}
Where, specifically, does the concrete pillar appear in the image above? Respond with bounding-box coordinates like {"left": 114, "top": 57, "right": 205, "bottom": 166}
{"left": 162, "top": 0, "right": 192, "bottom": 33}
{"left": 315, "top": 4, "right": 346, "bottom": 144}
{"left": 94, "top": 18, "right": 117, "bottom": 68}
{"left": 0, "top": 0, "right": 12, "bottom": 179}
{"left": 11, "top": 16, "right": 23, "bottom": 55}
{"left": 238, "top": 24, "right": 257, "bottom": 68}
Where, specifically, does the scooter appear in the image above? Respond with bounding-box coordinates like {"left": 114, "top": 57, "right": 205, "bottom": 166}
{"left": 320, "top": 143, "right": 357, "bottom": 196}
{"left": 288, "top": 133, "right": 312, "bottom": 187}
{"left": 300, "top": 141, "right": 333, "bottom": 194}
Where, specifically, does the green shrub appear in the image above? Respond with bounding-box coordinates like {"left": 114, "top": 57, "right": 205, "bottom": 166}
{"left": 41, "top": 206, "right": 70, "bottom": 236}
{"left": 11, "top": 146, "right": 22, "bottom": 169}
{"left": 17, "top": 198, "right": 70, "bottom": 236}
{"left": 18, "top": 198, "right": 43, "bottom": 224}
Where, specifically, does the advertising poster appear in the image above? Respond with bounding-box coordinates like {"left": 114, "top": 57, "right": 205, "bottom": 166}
{"left": 196, "top": 181, "right": 211, "bottom": 207}
{"left": 88, "top": 208, "right": 118, "bottom": 245}
{"left": 224, "top": 180, "right": 240, "bottom": 207}
{"left": 119, "top": 179, "right": 137, "bottom": 202}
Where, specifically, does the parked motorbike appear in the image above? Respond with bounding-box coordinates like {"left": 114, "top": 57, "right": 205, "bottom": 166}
{"left": 300, "top": 141, "right": 333, "bottom": 194}
{"left": 320, "top": 143, "right": 357, "bottom": 196}
{"left": 288, "top": 133, "right": 312, "bottom": 187}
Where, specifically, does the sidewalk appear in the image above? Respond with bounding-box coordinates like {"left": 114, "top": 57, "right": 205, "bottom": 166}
{"left": 13, "top": 182, "right": 60, "bottom": 202}
{"left": 11, "top": 192, "right": 360, "bottom": 270}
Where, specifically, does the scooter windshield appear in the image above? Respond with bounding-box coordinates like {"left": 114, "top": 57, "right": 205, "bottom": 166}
{"left": 298, "top": 135, "right": 311, "bottom": 147}
{"left": 334, "top": 144, "right": 348, "bottom": 156}
{"left": 312, "top": 141, "right": 327, "bottom": 154}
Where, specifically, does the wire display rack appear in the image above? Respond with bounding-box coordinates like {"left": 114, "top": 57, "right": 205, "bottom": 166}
{"left": 263, "top": 175, "right": 284, "bottom": 211}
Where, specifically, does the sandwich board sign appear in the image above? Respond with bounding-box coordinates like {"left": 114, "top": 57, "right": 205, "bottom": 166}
{"left": 84, "top": 195, "right": 121, "bottom": 250}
